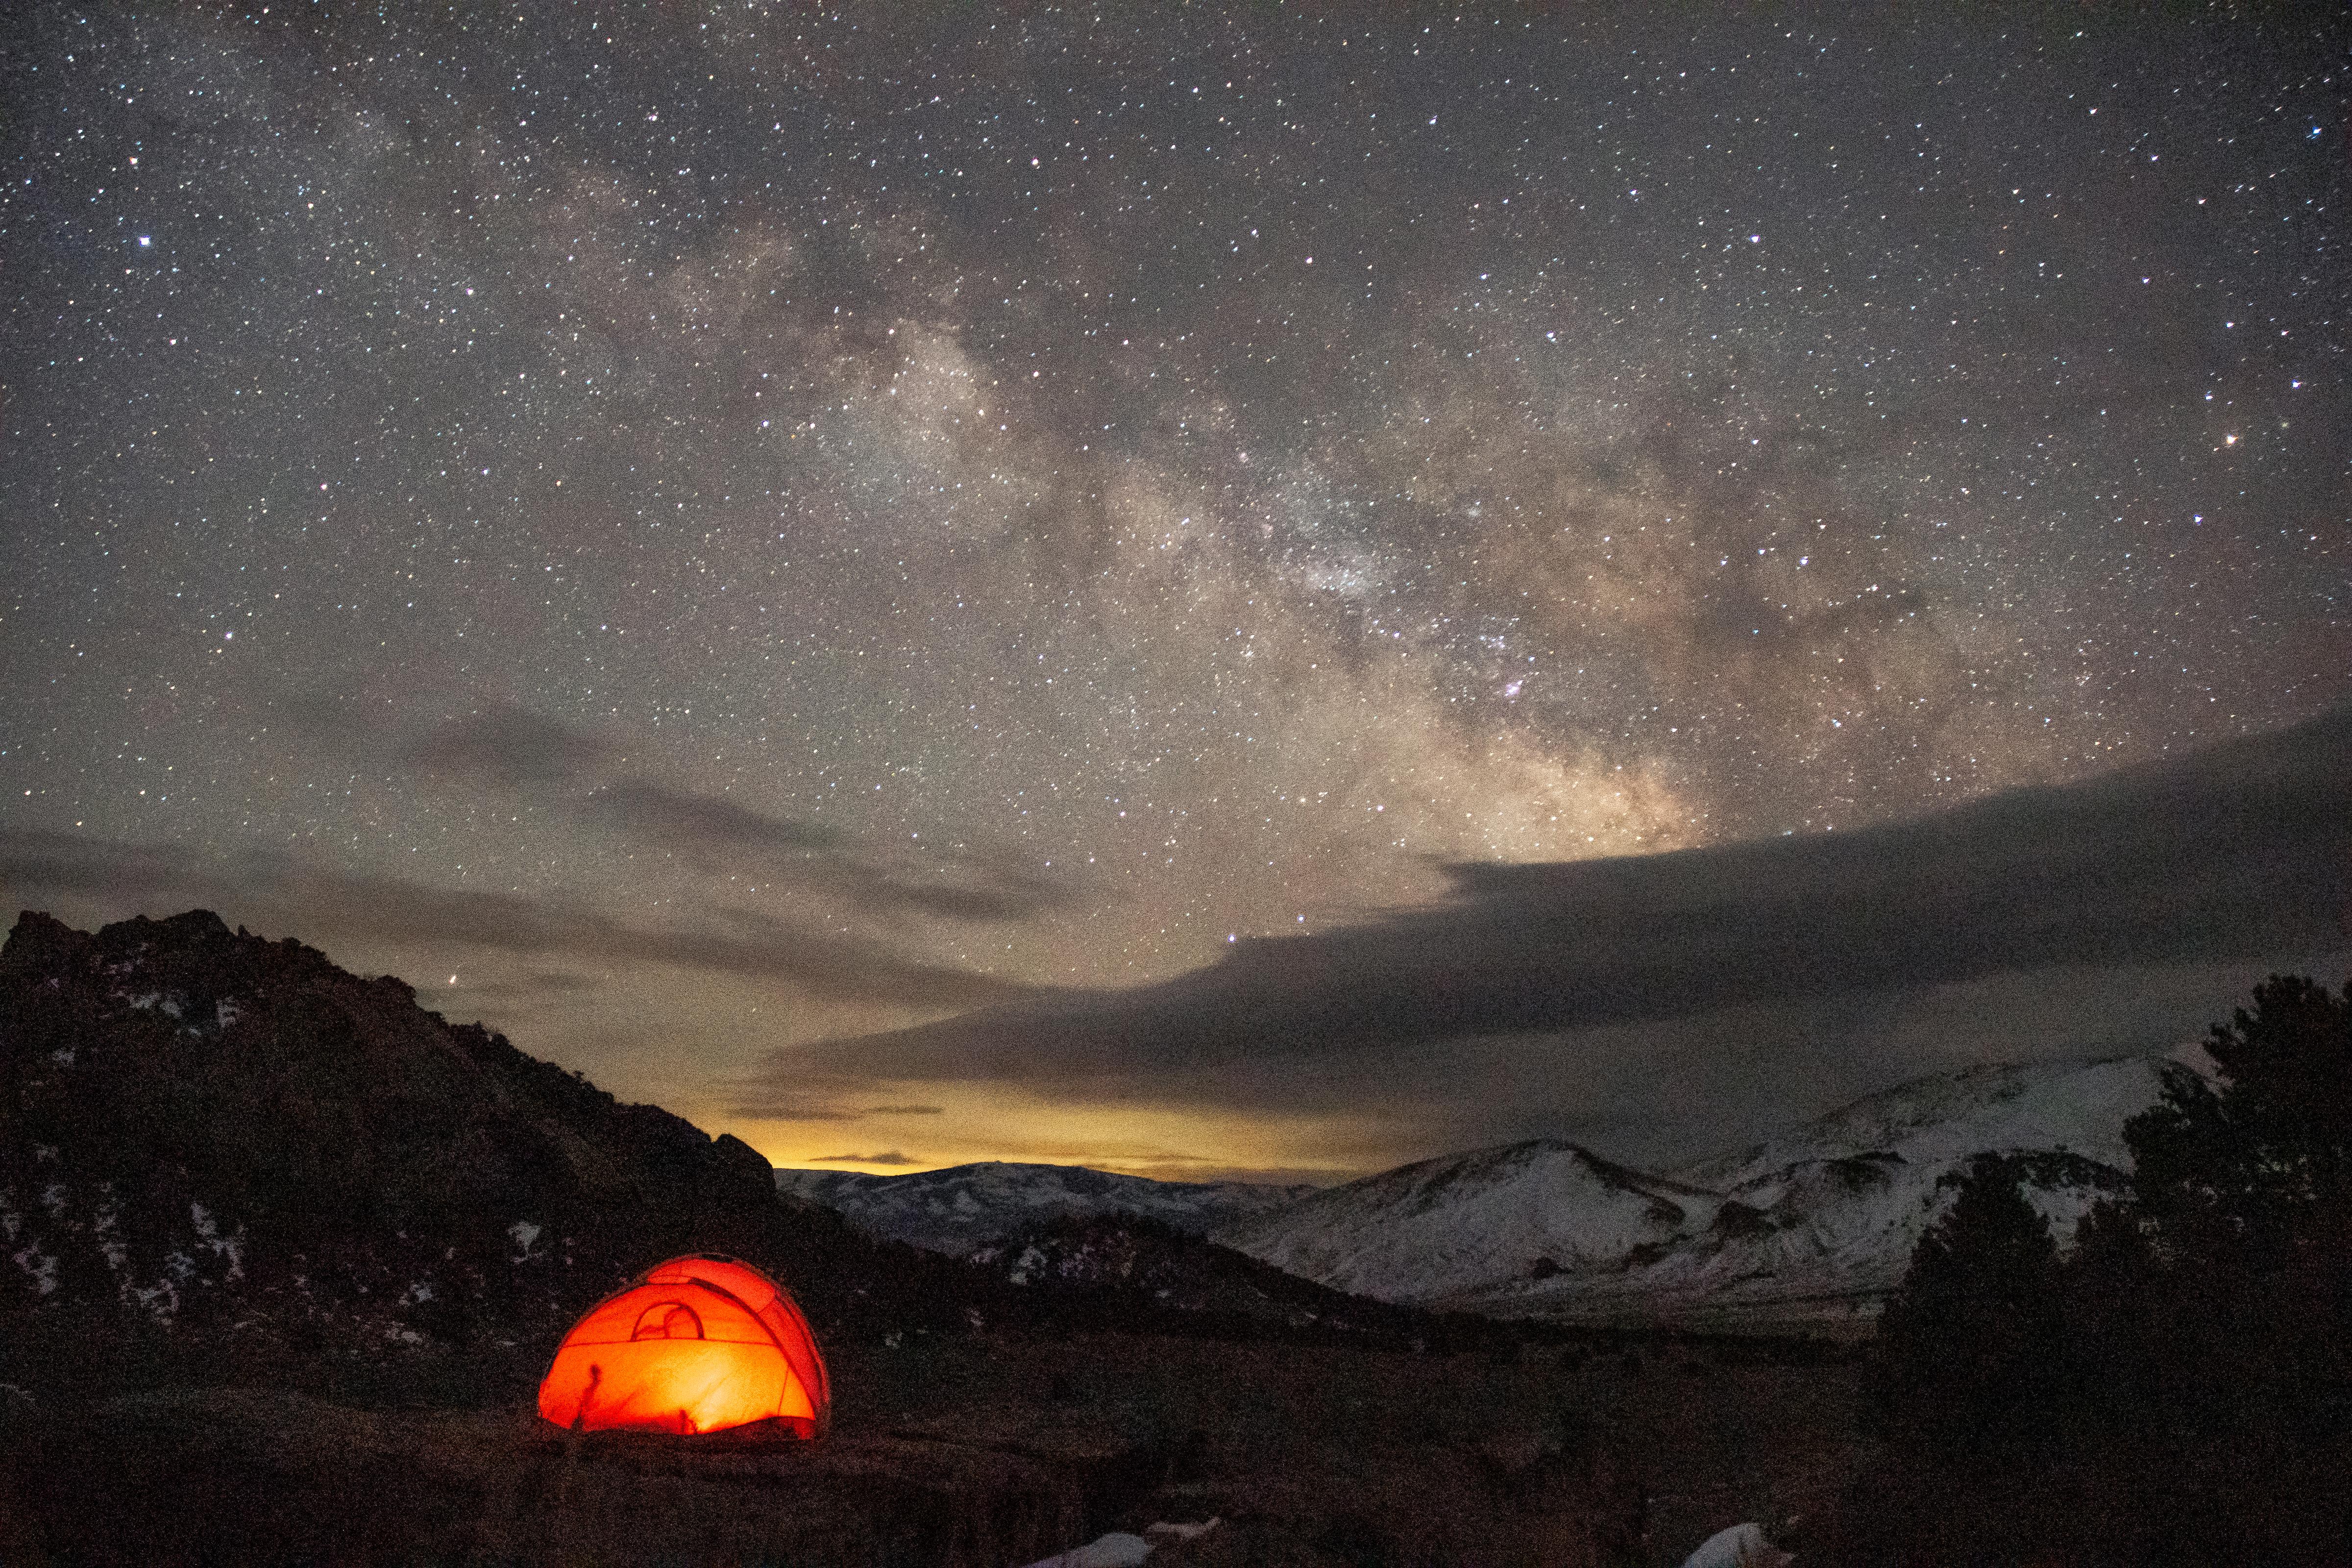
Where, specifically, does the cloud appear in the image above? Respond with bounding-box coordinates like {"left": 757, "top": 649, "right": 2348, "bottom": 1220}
{"left": 410, "top": 707, "right": 610, "bottom": 787}
{"left": 804, "top": 1150, "right": 915, "bottom": 1166}
{"left": 726, "top": 1104, "right": 862, "bottom": 1122}
{"left": 719, "top": 1096, "right": 948, "bottom": 1122}
{"left": 395, "top": 708, "right": 1078, "bottom": 924}
{"left": 767, "top": 704, "right": 2352, "bottom": 1110}
{"left": 441, "top": 970, "right": 605, "bottom": 1003}
{"left": 585, "top": 780, "right": 839, "bottom": 853}
{"left": 0, "top": 830, "right": 1029, "bottom": 1011}
{"left": 588, "top": 777, "right": 1068, "bottom": 921}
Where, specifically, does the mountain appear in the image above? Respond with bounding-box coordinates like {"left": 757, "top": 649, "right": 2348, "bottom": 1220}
{"left": 767, "top": 1056, "right": 2198, "bottom": 1333}
{"left": 776, "top": 1161, "right": 1312, "bottom": 1257}
{"left": 959, "top": 1212, "right": 1513, "bottom": 1349}
{"left": 0, "top": 908, "right": 991, "bottom": 1403}
{"left": 1204, "top": 1141, "right": 1718, "bottom": 1304}
{"left": 1668, "top": 1054, "right": 2174, "bottom": 1191}
{"left": 1218, "top": 1055, "right": 2199, "bottom": 1332}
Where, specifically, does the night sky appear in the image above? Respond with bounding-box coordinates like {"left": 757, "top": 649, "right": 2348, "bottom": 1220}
{"left": 4, "top": 3, "right": 2346, "bottom": 1182}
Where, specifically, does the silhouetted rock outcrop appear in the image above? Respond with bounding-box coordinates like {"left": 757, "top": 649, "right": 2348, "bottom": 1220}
{"left": 0, "top": 908, "right": 981, "bottom": 1404}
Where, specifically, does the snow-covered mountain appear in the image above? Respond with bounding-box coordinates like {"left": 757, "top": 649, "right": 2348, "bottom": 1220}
{"left": 774, "top": 1160, "right": 1313, "bottom": 1256}
{"left": 1208, "top": 1141, "right": 1719, "bottom": 1303}
{"left": 775, "top": 1056, "right": 2203, "bottom": 1329}
{"left": 1218, "top": 1054, "right": 2202, "bottom": 1332}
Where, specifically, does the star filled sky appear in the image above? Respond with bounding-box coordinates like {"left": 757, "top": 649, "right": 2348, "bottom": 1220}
{"left": 3, "top": 3, "right": 2346, "bottom": 1181}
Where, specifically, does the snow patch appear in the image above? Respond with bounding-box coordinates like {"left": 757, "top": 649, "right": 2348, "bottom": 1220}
{"left": 1680, "top": 1521, "right": 1792, "bottom": 1568}
{"left": 12, "top": 1243, "right": 58, "bottom": 1295}
{"left": 92, "top": 1198, "right": 128, "bottom": 1274}
{"left": 1019, "top": 1531, "right": 1154, "bottom": 1568}
{"left": 122, "top": 1275, "right": 180, "bottom": 1321}
{"left": 190, "top": 1201, "right": 246, "bottom": 1278}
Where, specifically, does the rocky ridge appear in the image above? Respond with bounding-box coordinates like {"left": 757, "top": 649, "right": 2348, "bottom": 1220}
{"left": 777, "top": 1160, "right": 1311, "bottom": 1257}
{"left": 0, "top": 907, "right": 981, "bottom": 1402}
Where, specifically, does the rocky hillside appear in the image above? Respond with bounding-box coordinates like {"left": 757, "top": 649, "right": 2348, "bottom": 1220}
{"left": 0, "top": 908, "right": 985, "bottom": 1403}
{"left": 959, "top": 1212, "right": 1519, "bottom": 1351}
{"left": 778, "top": 1160, "right": 1312, "bottom": 1256}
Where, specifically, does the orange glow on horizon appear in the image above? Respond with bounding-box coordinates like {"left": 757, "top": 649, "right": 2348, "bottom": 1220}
{"left": 726, "top": 1088, "right": 1392, "bottom": 1185}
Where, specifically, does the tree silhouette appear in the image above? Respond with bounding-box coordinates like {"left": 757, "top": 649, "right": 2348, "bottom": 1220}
{"left": 1827, "top": 978, "right": 2352, "bottom": 1566}
{"left": 1865, "top": 1152, "right": 2064, "bottom": 1470}
{"left": 2129, "top": 974, "right": 2352, "bottom": 1275}
{"left": 2112, "top": 976, "right": 2352, "bottom": 1562}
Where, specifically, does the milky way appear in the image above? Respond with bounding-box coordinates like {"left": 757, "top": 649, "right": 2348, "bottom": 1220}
{"left": 3, "top": 4, "right": 2345, "bottom": 1176}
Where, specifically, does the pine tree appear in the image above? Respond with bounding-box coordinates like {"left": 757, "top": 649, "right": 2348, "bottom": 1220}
{"left": 2129, "top": 974, "right": 2352, "bottom": 1270}
{"left": 2116, "top": 977, "right": 2352, "bottom": 1561}
{"left": 1865, "top": 1152, "right": 2065, "bottom": 1471}
{"left": 1826, "top": 981, "right": 2352, "bottom": 1564}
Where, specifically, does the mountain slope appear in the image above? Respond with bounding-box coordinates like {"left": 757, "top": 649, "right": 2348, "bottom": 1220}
{"left": 776, "top": 1161, "right": 1311, "bottom": 1256}
{"left": 0, "top": 908, "right": 988, "bottom": 1401}
{"left": 1220, "top": 1055, "right": 2198, "bottom": 1331}
{"left": 1671, "top": 1056, "right": 2181, "bottom": 1193}
{"left": 1215, "top": 1141, "right": 1719, "bottom": 1304}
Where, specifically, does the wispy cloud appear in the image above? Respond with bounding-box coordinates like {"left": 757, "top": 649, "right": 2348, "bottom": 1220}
{"left": 722, "top": 1100, "right": 861, "bottom": 1122}
{"left": 585, "top": 779, "right": 839, "bottom": 852}
{"left": 411, "top": 707, "right": 609, "bottom": 787}
{"left": 394, "top": 705, "right": 1079, "bottom": 924}
{"left": 805, "top": 1150, "right": 916, "bottom": 1166}
{"left": 0, "top": 830, "right": 1030, "bottom": 1010}
{"left": 718, "top": 1094, "right": 949, "bottom": 1122}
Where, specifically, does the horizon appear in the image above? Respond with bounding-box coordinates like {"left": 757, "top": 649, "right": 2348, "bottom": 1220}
{"left": 6, "top": 686, "right": 2344, "bottom": 1185}
{"left": 4, "top": 3, "right": 2344, "bottom": 1184}
{"left": 776, "top": 1026, "right": 2230, "bottom": 1182}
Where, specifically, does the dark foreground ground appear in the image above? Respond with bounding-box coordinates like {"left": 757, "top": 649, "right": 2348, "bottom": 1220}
{"left": 0, "top": 1329, "right": 1862, "bottom": 1567}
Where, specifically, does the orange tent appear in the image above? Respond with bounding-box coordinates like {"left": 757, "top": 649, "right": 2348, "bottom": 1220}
{"left": 538, "top": 1254, "right": 831, "bottom": 1437}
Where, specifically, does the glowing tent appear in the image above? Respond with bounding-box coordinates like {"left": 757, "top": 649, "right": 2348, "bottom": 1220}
{"left": 538, "top": 1254, "right": 831, "bottom": 1437}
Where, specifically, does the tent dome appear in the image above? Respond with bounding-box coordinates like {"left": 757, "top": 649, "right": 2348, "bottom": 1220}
{"left": 538, "top": 1254, "right": 831, "bottom": 1437}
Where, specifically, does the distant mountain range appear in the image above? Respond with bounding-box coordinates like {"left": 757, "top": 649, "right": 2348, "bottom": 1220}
{"left": 788, "top": 1055, "right": 2200, "bottom": 1333}
{"left": 775, "top": 1161, "right": 1312, "bottom": 1256}
{"left": 1229, "top": 1055, "right": 2196, "bottom": 1331}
